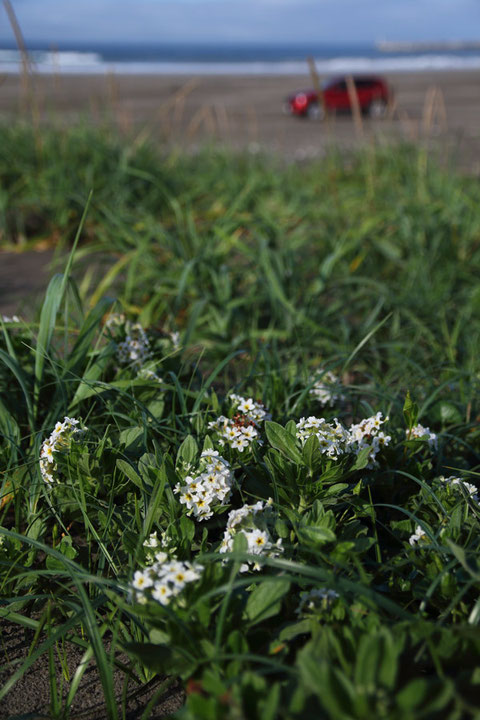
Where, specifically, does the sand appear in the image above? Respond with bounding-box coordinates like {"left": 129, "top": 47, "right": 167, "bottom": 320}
{"left": 0, "top": 70, "right": 480, "bottom": 167}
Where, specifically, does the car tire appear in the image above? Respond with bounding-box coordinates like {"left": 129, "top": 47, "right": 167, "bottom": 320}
{"left": 306, "top": 102, "right": 325, "bottom": 121}
{"left": 369, "top": 98, "right": 387, "bottom": 119}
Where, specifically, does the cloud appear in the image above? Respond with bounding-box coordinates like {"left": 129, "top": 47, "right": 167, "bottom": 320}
{"left": 1, "top": 0, "right": 478, "bottom": 44}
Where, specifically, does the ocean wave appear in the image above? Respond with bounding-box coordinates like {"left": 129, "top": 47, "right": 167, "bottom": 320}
{"left": 1, "top": 50, "right": 480, "bottom": 75}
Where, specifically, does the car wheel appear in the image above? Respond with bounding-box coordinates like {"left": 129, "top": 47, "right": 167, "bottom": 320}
{"left": 306, "top": 102, "right": 325, "bottom": 121}
{"left": 369, "top": 98, "right": 387, "bottom": 119}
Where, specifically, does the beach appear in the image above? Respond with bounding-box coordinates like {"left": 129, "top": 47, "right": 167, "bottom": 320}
{"left": 0, "top": 69, "right": 480, "bottom": 167}
{"left": 1, "top": 67, "right": 480, "bottom": 315}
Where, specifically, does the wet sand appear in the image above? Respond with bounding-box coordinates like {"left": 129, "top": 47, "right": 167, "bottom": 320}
{"left": 0, "top": 70, "right": 479, "bottom": 167}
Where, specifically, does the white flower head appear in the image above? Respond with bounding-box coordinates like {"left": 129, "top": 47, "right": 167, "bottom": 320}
{"left": 309, "top": 370, "right": 344, "bottom": 407}
{"left": 409, "top": 525, "right": 427, "bottom": 546}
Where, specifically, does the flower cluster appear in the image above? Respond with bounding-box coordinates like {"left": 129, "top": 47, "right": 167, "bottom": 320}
{"left": 116, "top": 322, "right": 151, "bottom": 368}
{"left": 39, "top": 417, "right": 82, "bottom": 484}
{"left": 105, "top": 314, "right": 152, "bottom": 368}
{"left": 219, "top": 500, "right": 283, "bottom": 572}
{"left": 409, "top": 525, "right": 427, "bottom": 546}
{"left": 132, "top": 552, "right": 203, "bottom": 606}
{"left": 208, "top": 395, "right": 269, "bottom": 453}
{"left": 208, "top": 415, "right": 261, "bottom": 452}
{"left": 296, "top": 588, "right": 340, "bottom": 615}
{"left": 309, "top": 370, "right": 344, "bottom": 407}
{"left": 143, "top": 528, "right": 178, "bottom": 561}
{"left": 348, "top": 412, "right": 391, "bottom": 466}
{"left": 104, "top": 312, "right": 126, "bottom": 330}
{"left": 174, "top": 450, "right": 235, "bottom": 521}
{"left": 296, "top": 416, "right": 351, "bottom": 459}
{"left": 440, "top": 476, "right": 478, "bottom": 502}
{"left": 408, "top": 423, "right": 437, "bottom": 449}
{"left": 229, "top": 394, "right": 270, "bottom": 423}
{"left": 1, "top": 315, "right": 20, "bottom": 323}
{"left": 295, "top": 412, "right": 391, "bottom": 465}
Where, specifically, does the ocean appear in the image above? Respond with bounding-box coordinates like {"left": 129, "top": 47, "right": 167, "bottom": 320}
{"left": 1, "top": 42, "right": 480, "bottom": 75}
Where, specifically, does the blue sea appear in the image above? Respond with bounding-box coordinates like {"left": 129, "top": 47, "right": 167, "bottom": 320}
{"left": 1, "top": 42, "right": 480, "bottom": 75}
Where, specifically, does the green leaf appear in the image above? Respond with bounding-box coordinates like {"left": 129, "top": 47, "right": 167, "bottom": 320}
{"left": 46, "top": 536, "right": 78, "bottom": 570}
{"left": 396, "top": 678, "right": 429, "bottom": 710}
{"left": 352, "top": 445, "right": 372, "bottom": 470}
{"left": 261, "top": 682, "right": 281, "bottom": 720}
{"left": 303, "top": 434, "right": 322, "bottom": 472}
{"left": 323, "top": 483, "right": 349, "bottom": 497}
{"left": 432, "top": 401, "right": 462, "bottom": 425}
{"left": 265, "top": 421, "right": 304, "bottom": 465}
{"left": 119, "top": 426, "right": 145, "bottom": 454}
{"left": 177, "top": 434, "right": 198, "bottom": 466}
{"left": 298, "top": 525, "right": 336, "bottom": 546}
{"left": 246, "top": 579, "right": 291, "bottom": 625}
{"left": 403, "top": 390, "right": 419, "bottom": 430}
{"left": 285, "top": 419, "right": 297, "bottom": 437}
{"left": 278, "top": 619, "right": 312, "bottom": 642}
{"left": 116, "top": 459, "right": 143, "bottom": 490}
{"left": 125, "top": 642, "right": 194, "bottom": 676}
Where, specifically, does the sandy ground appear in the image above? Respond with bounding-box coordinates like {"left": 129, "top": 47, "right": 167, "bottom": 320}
{"left": 0, "top": 249, "right": 55, "bottom": 317}
{"left": 0, "top": 70, "right": 480, "bottom": 167}
{"left": 0, "top": 620, "right": 184, "bottom": 719}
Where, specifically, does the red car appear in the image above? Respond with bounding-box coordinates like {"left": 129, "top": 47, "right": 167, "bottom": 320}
{"left": 285, "top": 76, "right": 391, "bottom": 119}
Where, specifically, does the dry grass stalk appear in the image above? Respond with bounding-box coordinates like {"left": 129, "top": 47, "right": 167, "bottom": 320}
{"left": 345, "top": 74, "right": 364, "bottom": 139}
{"left": 186, "top": 105, "right": 216, "bottom": 141}
{"left": 422, "top": 86, "right": 437, "bottom": 136}
{"left": 421, "top": 85, "right": 448, "bottom": 137}
{"left": 307, "top": 55, "right": 327, "bottom": 118}
{"left": 3, "top": 0, "right": 33, "bottom": 111}
{"left": 398, "top": 108, "right": 419, "bottom": 141}
{"left": 387, "top": 94, "right": 397, "bottom": 121}
{"left": 214, "top": 103, "right": 230, "bottom": 143}
{"left": 156, "top": 78, "right": 201, "bottom": 140}
{"left": 247, "top": 104, "right": 258, "bottom": 144}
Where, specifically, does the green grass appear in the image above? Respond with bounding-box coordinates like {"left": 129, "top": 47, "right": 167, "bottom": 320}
{"left": 1, "top": 123, "right": 480, "bottom": 719}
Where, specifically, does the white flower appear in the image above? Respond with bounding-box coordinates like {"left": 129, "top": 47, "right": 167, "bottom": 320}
{"left": 309, "top": 370, "right": 344, "bottom": 407}
{"left": 169, "top": 331, "right": 180, "bottom": 348}
{"left": 228, "top": 394, "right": 271, "bottom": 423}
{"left": 238, "top": 398, "right": 255, "bottom": 413}
{"left": 440, "top": 476, "right": 478, "bottom": 502}
{"left": 174, "top": 452, "right": 234, "bottom": 521}
{"left": 409, "top": 424, "right": 437, "bottom": 449}
{"left": 152, "top": 582, "right": 173, "bottom": 605}
{"left": 220, "top": 502, "right": 282, "bottom": 572}
{"left": 39, "top": 416, "right": 83, "bottom": 484}
{"left": 130, "top": 555, "right": 203, "bottom": 606}
{"left": 409, "top": 525, "right": 427, "bottom": 546}
{"left": 132, "top": 570, "right": 154, "bottom": 590}
{"left": 231, "top": 436, "right": 249, "bottom": 452}
{"left": 116, "top": 321, "right": 151, "bottom": 368}
{"left": 297, "top": 588, "right": 339, "bottom": 615}
{"left": 143, "top": 532, "right": 159, "bottom": 549}
{"left": 247, "top": 529, "right": 270, "bottom": 553}
{"left": 41, "top": 443, "right": 55, "bottom": 463}
{"left": 201, "top": 449, "right": 220, "bottom": 460}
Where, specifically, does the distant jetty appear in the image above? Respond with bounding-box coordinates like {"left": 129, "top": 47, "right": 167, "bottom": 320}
{"left": 377, "top": 40, "right": 480, "bottom": 52}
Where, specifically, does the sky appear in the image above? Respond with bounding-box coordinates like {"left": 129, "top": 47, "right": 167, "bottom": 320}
{"left": 0, "top": 0, "right": 479, "bottom": 46}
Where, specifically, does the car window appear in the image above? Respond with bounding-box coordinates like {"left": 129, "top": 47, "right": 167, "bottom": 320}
{"left": 355, "top": 79, "right": 374, "bottom": 89}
